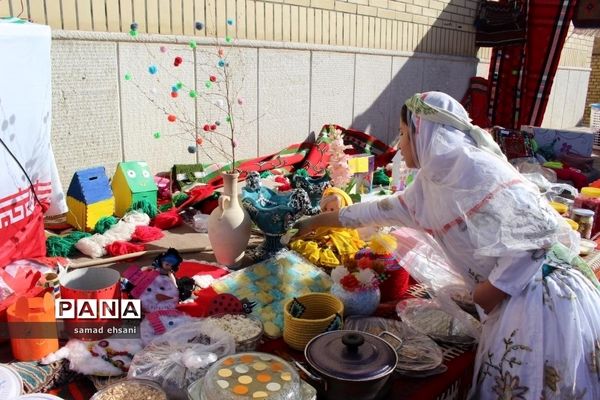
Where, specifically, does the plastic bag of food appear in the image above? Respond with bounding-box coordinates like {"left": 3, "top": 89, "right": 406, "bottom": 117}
{"left": 344, "top": 316, "right": 443, "bottom": 374}
{"left": 128, "top": 320, "right": 235, "bottom": 400}
{"left": 396, "top": 298, "right": 479, "bottom": 345}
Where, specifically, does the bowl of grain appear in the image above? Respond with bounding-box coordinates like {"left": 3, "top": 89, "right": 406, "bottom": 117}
{"left": 205, "top": 313, "right": 263, "bottom": 351}
{"left": 90, "top": 378, "right": 167, "bottom": 400}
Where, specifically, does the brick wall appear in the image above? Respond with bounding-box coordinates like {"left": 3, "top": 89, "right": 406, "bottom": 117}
{"left": 0, "top": 0, "right": 480, "bottom": 57}
{"left": 583, "top": 37, "right": 600, "bottom": 127}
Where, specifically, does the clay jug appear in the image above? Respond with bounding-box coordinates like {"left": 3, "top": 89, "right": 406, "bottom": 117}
{"left": 207, "top": 172, "right": 251, "bottom": 266}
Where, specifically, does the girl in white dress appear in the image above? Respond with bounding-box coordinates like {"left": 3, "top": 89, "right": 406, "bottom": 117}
{"left": 295, "top": 91, "right": 600, "bottom": 399}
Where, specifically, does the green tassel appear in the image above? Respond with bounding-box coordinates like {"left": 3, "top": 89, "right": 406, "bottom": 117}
{"left": 260, "top": 171, "right": 273, "bottom": 179}
{"left": 294, "top": 168, "right": 308, "bottom": 177}
{"left": 46, "top": 235, "right": 75, "bottom": 257}
{"left": 373, "top": 168, "right": 390, "bottom": 186}
{"left": 172, "top": 192, "right": 189, "bottom": 207}
{"left": 66, "top": 231, "right": 91, "bottom": 243}
{"left": 46, "top": 231, "right": 92, "bottom": 257}
{"left": 94, "top": 216, "right": 118, "bottom": 234}
{"left": 128, "top": 199, "right": 158, "bottom": 218}
{"left": 158, "top": 203, "right": 173, "bottom": 213}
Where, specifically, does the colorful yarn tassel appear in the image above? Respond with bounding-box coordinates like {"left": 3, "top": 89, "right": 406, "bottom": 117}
{"left": 128, "top": 199, "right": 158, "bottom": 219}
{"left": 172, "top": 192, "right": 189, "bottom": 207}
{"left": 46, "top": 231, "right": 92, "bottom": 257}
{"left": 94, "top": 216, "right": 118, "bottom": 234}
{"left": 105, "top": 241, "right": 145, "bottom": 256}
{"left": 131, "top": 225, "right": 164, "bottom": 242}
{"left": 152, "top": 208, "right": 183, "bottom": 229}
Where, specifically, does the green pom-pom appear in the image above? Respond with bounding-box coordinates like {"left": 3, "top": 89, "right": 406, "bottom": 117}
{"left": 46, "top": 235, "right": 76, "bottom": 257}
{"left": 294, "top": 168, "right": 308, "bottom": 177}
{"left": 172, "top": 192, "right": 189, "bottom": 207}
{"left": 260, "top": 171, "right": 273, "bottom": 179}
{"left": 128, "top": 199, "right": 158, "bottom": 218}
{"left": 373, "top": 168, "right": 390, "bottom": 186}
{"left": 94, "top": 216, "right": 118, "bottom": 234}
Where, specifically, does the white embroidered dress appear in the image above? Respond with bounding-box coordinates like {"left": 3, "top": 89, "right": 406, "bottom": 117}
{"left": 339, "top": 92, "right": 600, "bottom": 399}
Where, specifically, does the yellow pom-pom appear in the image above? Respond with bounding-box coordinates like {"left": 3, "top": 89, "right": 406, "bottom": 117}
{"left": 369, "top": 233, "right": 397, "bottom": 255}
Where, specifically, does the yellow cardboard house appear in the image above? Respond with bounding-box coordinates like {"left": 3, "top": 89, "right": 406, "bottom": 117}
{"left": 66, "top": 166, "right": 115, "bottom": 231}
{"left": 112, "top": 161, "right": 158, "bottom": 217}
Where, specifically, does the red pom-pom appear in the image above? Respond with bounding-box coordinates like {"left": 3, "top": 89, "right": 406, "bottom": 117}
{"left": 196, "top": 137, "right": 203, "bottom": 145}
{"left": 152, "top": 208, "right": 184, "bottom": 229}
{"left": 131, "top": 225, "right": 164, "bottom": 243}
{"left": 171, "top": 91, "right": 178, "bottom": 98}
{"left": 174, "top": 56, "right": 183, "bottom": 66}
{"left": 340, "top": 274, "right": 360, "bottom": 291}
{"left": 105, "top": 241, "right": 145, "bottom": 256}
{"left": 210, "top": 124, "right": 217, "bottom": 131}
{"left": 203, "top": 124, "right": 210, "bottom": 132}
{"left": 209, "top": 75, "right": 217, "bottom": 82}
{"left": 167, "top": 114, "right": 176, "bottom": 122}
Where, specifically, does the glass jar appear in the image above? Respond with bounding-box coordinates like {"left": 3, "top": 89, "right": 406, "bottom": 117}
{"left": 574, "top": 187, "right": 600, "bottom": 237}
{"left": 552, "top": 196, "right": 574, "bottom": 216}
{"left": 331, "top": 283, "right": 380, "bottom": 317}
{"left": 571, "top": 208, "right": 595, "bottom": 239}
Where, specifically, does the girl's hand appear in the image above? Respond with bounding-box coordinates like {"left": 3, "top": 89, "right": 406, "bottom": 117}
{"left": 473, "top": 280, "right": 508, "bottom": 314}
{"left": 293, "top": 217, "right": 315, "bottom": 238}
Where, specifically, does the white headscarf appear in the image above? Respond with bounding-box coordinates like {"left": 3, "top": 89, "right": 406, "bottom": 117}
{"left": 402, "top": 92, "right": 575, "bottom": 257}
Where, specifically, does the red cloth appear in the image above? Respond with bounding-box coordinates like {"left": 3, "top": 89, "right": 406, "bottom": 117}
{"left": 549, "top": 166, "right": 588, "bottom": 190}
{"left": 461, "top": 77, "right": 491, "bottom": 128}
{"left": 174, "top": 260, "right": 230, "bottom": 317}
{"left": 0, "top": 203, "right": 46, "bottom": 268}
{"left": 488, "top": 0, "right": 578, "bottom": 129}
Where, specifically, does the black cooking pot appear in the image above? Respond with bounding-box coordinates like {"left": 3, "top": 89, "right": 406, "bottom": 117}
{"left": 298, "top": 330, "right": 400, "bottom": 400}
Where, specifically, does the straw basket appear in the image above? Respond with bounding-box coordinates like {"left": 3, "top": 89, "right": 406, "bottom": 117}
{"left": 283, "top": 293, "right": 344, "bottom": 351}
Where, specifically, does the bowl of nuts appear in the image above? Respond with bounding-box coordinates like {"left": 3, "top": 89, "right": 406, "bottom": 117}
{"left": 205, "top": 313, "right": 263, "bottom": 352}
{"left": 90, "top": 378, "right": 167, "bottom": 400}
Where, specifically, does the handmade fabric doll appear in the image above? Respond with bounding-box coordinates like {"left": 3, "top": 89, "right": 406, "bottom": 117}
{"left": 139, "top": 309, "right": 193, "bottom": 345}
{"left": 319, "top": 187, "right": 353, "bottom": 212}
{"left": 122, "top": 266, "right": 179, "bottom": 313}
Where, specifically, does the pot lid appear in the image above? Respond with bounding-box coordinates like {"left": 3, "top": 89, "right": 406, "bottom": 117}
{"left": 0, "top": 365, "right": 23, "bottom": 398}
{"left": 305, "top": 330, "right": 397, "bottom": 381}
{"left": 573, "top": 208, "right": 595, "bottom": 217}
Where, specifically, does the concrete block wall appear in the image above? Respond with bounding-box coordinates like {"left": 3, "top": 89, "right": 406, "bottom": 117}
{"left": 50, "top": 31, "right": 476, "bottom": 187}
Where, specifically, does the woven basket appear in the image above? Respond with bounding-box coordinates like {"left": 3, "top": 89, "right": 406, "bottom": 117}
{"left": 283, "top": 293, "right": 344, "bottom": 351}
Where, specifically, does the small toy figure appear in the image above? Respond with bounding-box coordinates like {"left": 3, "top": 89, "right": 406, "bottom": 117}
{"left": 319, "top": 187, "right": 353, "bottom": 212}
{"left": 151, "top": 248, "right": 183, "bottom": 276}
{"left": 122, "top": 266, "right": 180, "bottom": 313}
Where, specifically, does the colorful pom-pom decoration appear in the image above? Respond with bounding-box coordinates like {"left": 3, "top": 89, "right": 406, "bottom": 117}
{"left": 176, "top": 82, "right": 184, "bottom": 89}
{"left": 159, "top": 45, "right": 167, "bottom": 53}
{"left": 167, "top": 114, "right": 177, "bottom": 122}
{"left": 189, "top": 90, "right": 197, "bottom": 98}
{"left": 171, "top": 91, "right": 178, "bottom": 98}
{"left": 187, "top": 145, "right": 197, "bottom": 154}
{"left": 195, "top": 21, "right": 204, "bottom": 30}
{"left": 153, "top": 131, "right": 161, "bottom": 139}
{"left": 225, "top": 36, "right": 233, "bottom": 43}
{"left": 209, "top": 75, "right": 217, "bottom": 82}
{"left": 227, "top": 19, "right": 234, "bottom": 26}
{"left": 196, "top": 137, "right": 203, "bottom": 145}
{"left": 189, "top": 40, "right": 197, "bottom": 49}
{"left": 205, "top": 81, "right": 212, "bottom": 89}
{"left": 203, "top": 124, "right": 210, "bottom": 132}
{"left": 171, "top": 85, "right": 178, "bottom": 92}
{"left": 129, "top": 29, "right": 138, "bottom": 37}
{"left": 218, "top": 60, "right": 225, "bottom": 67}
{"left": 173, "top": 56, "right": 183, "bottom": 67}
{"left": 148, "top": 65, "right": 158, "bottom": 74}
{"left": 218, "top": 48, "right": 225, "bottom": 57}
{"left": 215, "top": 121, "right": 221, "bottom": 126}
{"left": 124, "top": 72, "right": 132, "bottom": 81}
{"left": 130, "top": 22, "right": 138, "bottom": 31}
{"left": 237, "top": 97, "right": 244, "bottom": 105}
{"left": 225, "top": 115, "right": 232, "bottom": 123}
{"left": 210, "top": 124, "right": 217, "bottom": 131}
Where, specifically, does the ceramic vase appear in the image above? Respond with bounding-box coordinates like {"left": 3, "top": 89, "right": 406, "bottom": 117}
{"left": 331, "top": 283, "right": 380, "bottom": 317}
{"left": 208, "top": 172, "right": 251, "bottom": 267}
